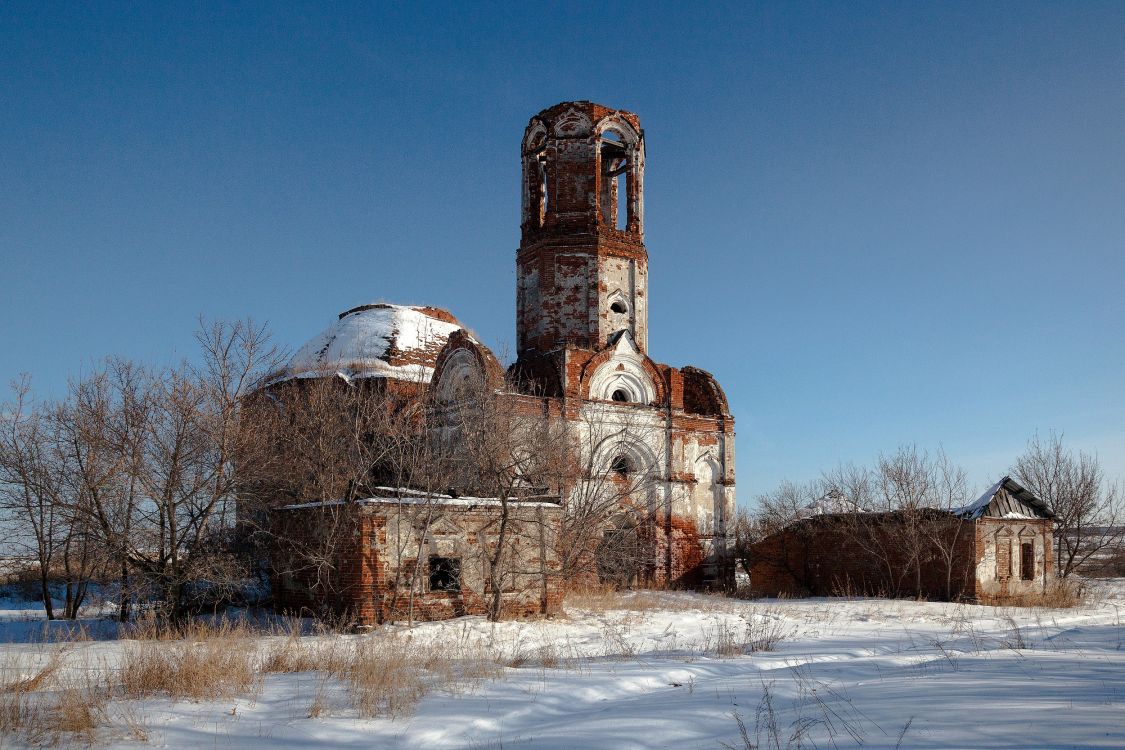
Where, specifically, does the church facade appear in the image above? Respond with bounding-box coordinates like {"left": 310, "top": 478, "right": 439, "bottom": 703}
{"left": 432, "top": 101, "right": 736, "bottom": 586}
{"left": 266, "top": 102, "right": 736, "bottom": 616}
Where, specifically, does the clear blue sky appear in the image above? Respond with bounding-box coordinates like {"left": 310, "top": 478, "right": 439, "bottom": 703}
{"left": 2, "top": 2, "right": 1123, "bottom": 501}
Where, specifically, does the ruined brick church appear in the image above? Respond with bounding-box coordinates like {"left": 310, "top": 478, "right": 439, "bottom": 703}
{"left": 268, "top": 102, "right": 735, "bottom": 621}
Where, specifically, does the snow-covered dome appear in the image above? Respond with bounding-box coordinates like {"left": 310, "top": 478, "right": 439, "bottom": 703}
{"left": 276, "top": 303, "right": 466, "bottom": 384}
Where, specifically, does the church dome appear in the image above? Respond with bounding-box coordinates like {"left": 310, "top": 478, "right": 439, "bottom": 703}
{"left": 275, "top": 303, "right": 466, "bottom": 384}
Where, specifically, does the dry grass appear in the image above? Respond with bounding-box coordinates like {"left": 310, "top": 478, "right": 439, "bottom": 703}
{"left": 722, "top": 672, "right": 873, "bottom": 750}
{"left": 1, "top": 651, "right": 63, "bottom": 737}
{"left": 1035, "top": 578, "right": 1085, "bottom": 608}
{"left": 1000, "top": 578, "right": 1086, "bottom": 609}
{"left": 260, "top": 631, "right": 347, "bottom": 674}
{"left": 119, "top": 635, "right": 260, "bottom": 701}
{"left": 343, "top": 636, "right": 428, "bottom": 718}
{"left": 306, "top": 675, "right": 331, "bottom": 719}
{"left": 2, "top": 649, "right": 63, "bottom": 694}
{"left": 702, "top": 608, "right": 795, "bottom": 657}
{"left": 257, "top": 628, "right": 507, "bottom": 719}
{"left": 1, "top": 593, "right": 808, "bottom": 745}
{"left": 344, "top": 635, "right": 503, "bottom": 717}
{"left": 562, "top": 584, "right": 635, "bottom": 612}
{"left": 53, "top": 676, "right": 108, "bottom": 742}
{"left": 0, "top": 650, "right": 107, "bottom": 745}
{"left": 564, "top": 584, "right": 749, "bottom": 614}
{"left": 563, "top": 584, "right": 707, "bottom": 613}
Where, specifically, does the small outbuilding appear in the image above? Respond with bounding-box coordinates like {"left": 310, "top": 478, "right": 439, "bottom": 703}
{"left": 749, "top": 476, "right": 1054, "bottom": 605}
{"left": 270, "top": 490, "right": 564, "bottom": 625}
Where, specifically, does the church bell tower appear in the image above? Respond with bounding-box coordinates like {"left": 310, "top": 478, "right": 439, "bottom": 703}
{"left": 516, "top": 101, "right": 648, "bottom": 356}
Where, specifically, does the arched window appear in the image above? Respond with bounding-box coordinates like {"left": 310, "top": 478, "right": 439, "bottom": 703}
{"left": 600, "top": 129, "right": 630, "bottom": 230}
{"left": 436, "top": 349, "right": 483, "bottom": 404}
{"left": 536, "top": 153, "right": 548, "bottom": 226}
{"left": 610, "top": 299, "right": 628, "bottom": 314}
{"left": 524, "top": 126, "right": 548, "bottom": 228}
{"left": 611, "top": 389, "right": 629, "bottom": 402}
{"left": 588, "top": 345, "right": 657, "bottom": 406}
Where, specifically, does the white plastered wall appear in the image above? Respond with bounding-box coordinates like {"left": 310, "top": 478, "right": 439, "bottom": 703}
{"left": 576, "top": 343, "right": 734, "bottom": 578}
{"left": 598, "top": 255, "right": 648, "bottom": 351}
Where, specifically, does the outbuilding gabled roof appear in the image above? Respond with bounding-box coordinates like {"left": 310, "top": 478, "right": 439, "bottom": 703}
{"left": 955, "top": 476, "right": 1054, "bottom": 520}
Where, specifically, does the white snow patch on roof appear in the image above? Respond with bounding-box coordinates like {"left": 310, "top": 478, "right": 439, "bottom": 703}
{"left": 275, "top": 303, "right": 464, "bottom": 384}
{"left": 280, "top": 494, "right": 560, "bottom": 511}
{"left": 955, "top": 478, "right": 1004, "bottom": 519}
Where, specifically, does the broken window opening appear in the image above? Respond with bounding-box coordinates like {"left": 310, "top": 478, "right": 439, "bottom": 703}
{"left": 610, "top": 389, "right": 629, "bottom": 403}
{"left": 1020, "top": 542, "right": 1034, "bottom": 580}
{"left": 611, "top": 454, "right": 633, "bottom": 475}
{"left": 428, "top": 556, "right": 461, "bottom": 592}
{"left": 610, "top": 299, "right": 628, "bottom": 314}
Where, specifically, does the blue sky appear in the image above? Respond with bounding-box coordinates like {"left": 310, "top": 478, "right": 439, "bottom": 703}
{"left": 2, "top": 2, "right": 1123, "bottom": 501}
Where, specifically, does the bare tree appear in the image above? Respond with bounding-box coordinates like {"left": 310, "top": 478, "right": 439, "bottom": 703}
{"left": 730, "top": 505, "right": 760, "bottom": 580}
{"left": 922, "top": 450, "right": 974, "bottom": 600}
{"left": 739, "top": 479, "right": 821, "bottom": 591}
{"left": 54, "top": 321, "right": 283, "bottom": 625}
{"left": 2, "top": 321, "right": 286, "bottom": 625}
{"left": 1011, "top": 432, "right": 1124, "bottom": 578}
{"left": 64, "top": 359, "right": 153, "bottom": 622}
{"left": 0, "top": 376, "right": 111, "bottom": 620}
{"left": 242, "top": 364, "right": 464, "bottom": 625}
{"left": 431, "top": 373, "right": 569, "bottom": 621}
{"left": 820, "top": 447, "right": 974, "bottom": 599}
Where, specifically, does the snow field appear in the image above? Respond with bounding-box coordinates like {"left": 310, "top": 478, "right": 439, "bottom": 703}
{"left": 1, "top": 582, "right": 1123, "bottom": 748}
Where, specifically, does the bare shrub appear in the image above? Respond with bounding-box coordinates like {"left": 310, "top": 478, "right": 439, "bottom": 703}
{"left": 1014, "top": 578, "right": 1085, "bottom": 609}
{"left": 744, "top": 609, "right": 795, "bottom": 653}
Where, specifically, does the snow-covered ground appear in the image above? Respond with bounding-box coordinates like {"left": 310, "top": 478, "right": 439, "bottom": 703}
{"left": 2, "top": 582, "right": 1124, "bottom": 749}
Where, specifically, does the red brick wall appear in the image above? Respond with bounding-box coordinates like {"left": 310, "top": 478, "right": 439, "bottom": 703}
{"left": 749, "top": 514, "right": 978, "bottom": 600}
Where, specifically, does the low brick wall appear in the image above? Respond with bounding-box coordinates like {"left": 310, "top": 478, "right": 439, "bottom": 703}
{"left": 749, "top": 513, "right": 979, "bottom": 601}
